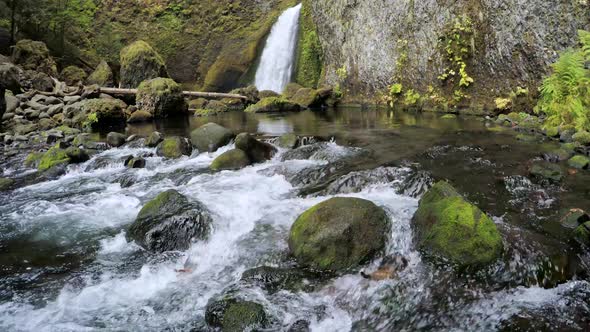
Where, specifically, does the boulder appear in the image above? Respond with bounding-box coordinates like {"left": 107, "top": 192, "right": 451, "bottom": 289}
{"left": 188, "top": 98, "right": 208, "bottom": 110}
{"left": 205, "top": 296, "right": 267, "bottom": 332}
{"left": 65, "top": 147, "right": 90, "bottom": 163}
{"left": 283, "top": 83, "right": 304, "bottom": 99}
{"left": 258, "top": 90, "right": 279, "bottom": 99}
{"left": 572, "top": 131, "right": 590, "bottom": 145}
{"left": 412, "top": 181, "right": 503, "bottom": 268}
{"left": 529, "top": 161, "right": 564, "bottom": 183}
{"left": 60, "top": 66, "right": 87, "bottom": 86}
{"left": 0, "top": 62, "right": 24, "bottom": 93}
{"left": 127, "top": 189, "right": 211, "bottom": 252}
{"left": 568, "top": 155, "right": 589, "bottom": 170}
{"left": 38, "top": 145, "right": 70, "bottom": 172}
{"left": 119, "top": 41, "right": 168, "bottom": 88}
{"left": 240, "top": 266, "right": 322, "bottom": 294}
{"left": 136, "top": 77, "right": 187, "bottom": 117}
{"left": 24, "top": 70, "right": 54, "bottom": 92}
{"left": 72, "top": 99, "right": 127, "bottom": 129}
{"left": 210, "top": 149, "right": 251, "bottom": 171}
{"left": 86, "top": 60, "right": 114, "bottom": 87}
{"left": 245, "top": 97, "right": 300, "bottom": 113}
{"left": 0, "top": 177, "right": 14, "bottom": 191}
{"left": 190, "top": 123, "right": 234, "bottom": 153}
{"left": 288, "top": 197, "right": 389, "bottom": 271}
{"left": 106, "top": 132, "right": 126, "bottom": 147}
{"left": 127, "top": 110, "right": 153, "bottom": 123}
{"left": 11, "top": 40, "right": 57, "bottom": 75}
{"left": 229, "top": 85, "right": 259, "bottom": 105}
{"left": 573, "top": 221, "right": 590, "bottom": 246}
{"left": 146, "top": 131, "right": 164, "bottom": 147}
{"left": 290, "top": 88, "right": 322, "bottom": 108}
{"left": 72, "top": 133, "right": 105, "bottom": 150}
{"left": 126, "top": 157, "right": 146, "bottom": 168}
{"left": 235, "top": 133, "right": 277, "bottom": 163}
{"left": 541, "top": 148, "right": 573, "bottom": 163}
{"left": 278, "top": 133, "right": 298, "bottom": 149}
{"left": 156, "top": 136, "right": 192, "bottom": 158}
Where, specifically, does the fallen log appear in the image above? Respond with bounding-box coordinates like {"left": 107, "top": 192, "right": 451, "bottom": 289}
{"left": 98, "top": 87, "right": 247, "bottom": 100}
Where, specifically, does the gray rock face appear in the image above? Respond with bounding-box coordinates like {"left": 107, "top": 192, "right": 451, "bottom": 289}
{"left": 311, "top": 0, "right": 589, "bottom": 100}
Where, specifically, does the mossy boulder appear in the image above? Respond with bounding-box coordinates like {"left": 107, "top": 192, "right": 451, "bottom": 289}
{"left": 136, "top": 78, "right": 187, "bottom": 118}
{"left": 146, "top": 131, "right": 164, "bottom": 147}
{"left": 290, "top": 88, "right": 322, "bottom": 108}
{"left": 529, "top": 161, "right": 564, "bottom": 183}
{"left": 190, "top": 123, "right": 234, "bottom": 153}
{"left": 38, "top": 145, "right": 70, "bottom": 172}
{"left": 278, "top": 133, "right": 298, "bottom": 149}
{"left": 572, "top": 131, "right": 590, "bottom": 145}
{"left": 541, "top": 148, "right": 573, "bottom": 163}
{"left": 210, "top": 149, "right": 251, "bottom": 171}
{"left": 568, "top": 155, "right": 590, "bottom": 170}
{"left": 127, "top": 110, "right": 153, "bottom": 123}
{"left": 0, "top": 62, "right": 24, "bottom": 93}
{"left": 65, "top": 147, "right": 90, "bottom": 163}
{"left": 283, "top": 83, "right": 304, "bottom": 99}
{"left": 72, "top": 99, "right": 127, "bottom": 129}
{"left": 245, "top": 97, "right": 301, "bottom": 113}
{"left": 188, "top": 98, "right": 208, "bottom": 110}
{"left": 60, "top": 66, "right": 87, "bottom": 86}
{"left": 106, "top": 132, "right": 126, "bottom": 147}
{"left": 288, "top": 197, "right": 389, "bottom": 271}
{"left": 119, "top": 41, "right": 168, "bottom": 88}
{"left": 72, "top": 133, "right": 103, "bottom": 150}
{"left": 230, "top": 85, "right": 259, "bottom": 105}
{"left": 24, "top": 151, "right": 44, "bottom": 168}
{"left": 258, "top": 90, "right": 279, "bottom": 99}
{"left": 573, "top": 221, "right": 590, "bottom": 246}
{"left": 205, "top": 296, "right": 267, "bottom": 332}
{"left": 193, "top": 100, "right": 229, "bottom": 117}
{"left": 156, "top": 136, "right": 192, "bottom": 158}
{"left": 412, "top": 181, "right": 503, "bottom": 268}
{"left": 128, "top": 189, "right": 212, "bottom": 252}
{"left": 11, "top": 39, "right": 57, "bottom": 75}
{"left": 235, "top": 133, "right": 277, "bottom": 163}
{"left": 0, "top": 177, "right": 15, "bottom": 191}
{"left": 86, "top": 60, "right": 114, "bottom": 87}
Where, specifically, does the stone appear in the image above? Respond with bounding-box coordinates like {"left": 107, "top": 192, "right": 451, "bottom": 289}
{"left": 235, "top": 133, "right": 277, "bottom": 163}
{"left": 188, "top": 98, "right": 208, "bottom": 110}
{"left": 5, "top": 93, "right": 18, "bottom": 113}
{"left": 72, "top": 98, "right": 127, "bottom": 129}
{"left": 136, "top": 77, "right": 187, "bottom": 117}
{"left": 541, "top": 148, "right": 572, "bottom": 163}
{"left": 573, "top": 222, "right": 590, "bottom": 246}
{"left": 126, "top": 157, "right": 146, "bottom": 168}
{"left": 205, "top": 297, "right": 267, "bottom": 332}
{"left": 86, "top": 60, "right": 114, "bottom": 87}
{"left": 210, "top": 149, "right": 251, "bottom": 171}
{"left": 278, "top": 133, "right": 299, "bottom": 149}
{"left": 190, "top": 123, "right": 234, "bottom": 153}
{"left": 290, "top": 88, "right": 322, "bottom": 108}
{"left": 127, "top": 189, "right": 212, "bottom": 252}
{"left": 156, "top": 136, "right": 192, "bottom": 158}
{"left": 258, "top": 90, "right": 279, "bottom": 99}
{"left": 60, "top": 66, "right": 87, "bottom": 86}
{"left": 13, "top": 123, "right": 38, "bottom": 135}
{"left": 572, "top": 131, "right": 590, "bottom": 145}
{"left": 65, "top": 147, "right": 90, "bottom": 163}
{"left": 11, "top": 39, "right": 57, "bottom": 75}
{"left": 245, "top": 97, "right": 301, "bottom": 113}
{"left": 567, "top": 155, "right": 590, "bottom": 170}
{"left": 119, "top": 40, "right": 168, "bottom": 88}
{"left": 38, "top": 118, "right": 56, "bottom": 130}
{"left": 146, "top": 131, "right": 164, "bottom": 147}
{"left": 529, "top": 162, "right": 564, "bottom": 183}
{"left": 412, "top": 181, "right": 503, "bottom": 268}
{"left": 240, "top": 266, "right": 321, "bottom": 294}
{"left": 24, "top": 70, "right": 54, "bottom": 92}
{"left": 0, "top": 62, "right": 24, "bottom": 93}
{"left": 106, "top": 132, "right": 126, "bottom": 147}
{"left": 38, "top": 145, "right": 70, "bottom": 172}
{"left": 288, "top": 197, "right": 389, "bottom": 271}
{"left": 283, "top": 83, "right": 304, "bottom": 99}
{"left": 127, "top": 110, "right": 153, "bottom": 123}
{"left": 0, "top": 177, "right": 14, "bottom": 191}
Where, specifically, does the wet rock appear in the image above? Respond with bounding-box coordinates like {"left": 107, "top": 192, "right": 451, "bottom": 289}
{"left": 360, "top": 254, "right": 409, "bottom": 280}
{"left": 145, "top": 131, "right": 164, "bottom": 147}
{"left": 128, "top": 189, "right": 211, "bottom": 252}
{"left": 205, "top": 296, "right": 267, "bottom": 332}
{"left": 283, "top": 82, "right": 304, "bottom": 99}
{"left": 287, "top": 320, "right": 311, "bottom": 332}
{"left": 156, "top": 136, "right": 192, "bottom": 158}
{"left": 65, "top": 147, "right": 89, "bottom": 163}
{"left": 127, "top": 110, "right": 153, "bottom": 123}
{"left": 541, "top": 148, "right": 572, "bottom": 163}
{"left": 322, "top": 167, "right": 412, "bottom": 195}
{"left": 0, "top": 177, "right": 14, "bottom": 191}
{"left": 190, "top": 123, "right": 234, "bottom": 153}
{"left": 281, "top": 142, "right": 329, "bottom": 161}
{"left": 245, "top": 97, "right": 301, "bottom": 113}
{"left": 398, "top": 170, "right": 435, "bottom": 197}
{"left": 235, "top": 133, "right": 277, "bottom": 163}
{"left": 38, "top": 145, "right": 70, "bottom": 172}
{"left": 86, "top": 60, "right": 114, "bottom": 87}
{"left": 229, "top": 85, "right": 259, "bottom": 105}
{"left": 278, "top": 133, "right": 299, "bottom": 149}
{"left": 573, "top": 221, "right": 590, "bottom": 246}
{"left": 290, "top": 88, "right": 329, "bottom": 108}
{"left": 11, "top": 39, "right": 57, "bottom": 75}
{"left": 567, "top": 155, "right": 589, "bottom": 170}
{"left": 106, "top": 132, "right": 126, "bottom": 147}
{"left": 119, "top": 40, "right": 168, "bottom": 88}
{"left": 136, "top": 77, "right": 187, "bottom": 117}
{"left": 60, "top": 66, "right": 87, "bottom": 86}
{"left": 210, "top": 149, "right": 251, "bottom": 171}
{"left": 289, "top": 197, "right": 389, "bottom": 271}
{"left": 72, "top": 98, "right": 127, "bottom": 129}
{"left": 529, "top": 161, "right": 563, "bottom": 183}
{"left": 126, "top": 157, "right": 146, "bottom": 169}
{"left": 258, "top": 90, "right": 279, "bottom": 99}
{"left": 412, "top": 181, "right": 503, "bottom": 268}
{"left": 240, "top": 266, "right": 323, "bottom": 293}
{"left": 560, "top": 209, "right": 590, "bottom": 229}
{"left": 72, "top": 133, "right": 106, "bottom": 150}
{"left": 0, "top": 62, "right": 24, "bottom": 93}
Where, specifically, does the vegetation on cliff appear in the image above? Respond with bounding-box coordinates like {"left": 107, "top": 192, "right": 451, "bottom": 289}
{"left": 294, "top": 0, "right": 323, "bottom": 89}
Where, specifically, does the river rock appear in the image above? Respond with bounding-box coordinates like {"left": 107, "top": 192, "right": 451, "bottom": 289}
{"left": 11, "top": 39, "right": 57, "bottom": 75}
{"left": 146, "top": 131, "right": 164, "bottom": 147}
{"left": 60, "top": 66, "right": 87, "bottom": 86}
{"left": 86, "top": 60, "right": 114, "bottom": 87}
{"left": 412, "top": 181, "right": 503, "bottom": 268}
{"left": 119, "top": 40, "right": 168, "bottom": 88}
{"left": 0, "top": 62, "right": 24, "bottom": 93}
{"left": 567, "top": 155, "right": 589, "bottom": 170}
{"left": 0, "top": 177, "right": 14, "bottom": 191}
{"left": 156, "top": 136, "right": 192, "bottom": 158}
{"left": 245, "top": 97, "right": 301, "bottom": 113}
{"left": 210, "top": 149, "right": 251, "bottom": 171}
{"left": 65, "top": 147, "right": 90, "bottom": 163}
{"left": 127, "top": 110, "right": 153, "bottom": 123}
{"left": 290, "top": 88, "right": 323, "bottom": 108}
{"left": 258, "top": 90, "right": 279, "bottom": 99}
{"left": 572, "top": 131, "right": 590, "bottom": 145}
{"left": 573, "top": 221, "right": 590, "bottom": 246}
{"left": 128, "top": 189, "right": 211, "bottom": 252}
{"left": 529, "top": 161, "right": 564, "bottom": 183}
{"left": 190, "top": 123, "right": 234, "bottom": 153}
{"left": 136, "top": 77, "right": 187, "bottom": 117}
{"left": 205, "top": 296, "right": 267, "bottom": 332}
{"left": 72, "top": 98, "right": 127, "bottom": 129}
{"left": 283, "top": 83, "right": 304, "bottom": 99}
{"left": 126, "top": 157, "right": 146, "bottom": 168}
{"left": 235, "top": 133, "right": 277, "bottom": 163}
{"left": 240, "top": 266, "right": 322, "bottom": 294}
{"left": 541, "top": 148, "right": 572, "bottom": 163}
{"left": 106, "top": 132, "right": 126, "bottom": 147}
{"left": 278, "top": 133, "right": 299, "bottom": 149}
{"left": 288, "top": 197, "right": 389, "bottom": 271}
{"left": 37, "top": 145, "right": 70, "bottom": 172}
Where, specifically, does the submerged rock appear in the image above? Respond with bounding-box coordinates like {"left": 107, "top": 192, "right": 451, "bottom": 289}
{"left": 210, "top": 149, "right": 250, "bottom": 171}
{"left": 136, "top": 77, "right": 187, "bottom": 117}
{"left": 288, "top": 197, "right": 389, "bottom": 271}
{"left": 119, "top": 40, "right": 168, "bottom": 88}
{"left": 240, "top": 266, "right": 323, "bottom": 293}
{"left": 126, "top": 157, "right": 146, "bottom": 169}
{"left": 529, "top": 161, "right": 563, "bottom": 183}
{"left": 156, "top": 136, "right": 192, "bottom": 158}
{"left": 128, "top": 189, "right": 211, "bottom": 252}
{"left": 205, "top": 296, "right": 267, "bottom": 332}
{"left": 235, "top": 133, "right": 277, "bottom": 163}
{"left": 412, "top": 181, "right": 503, "bottom": 268}
{"left": 190, "top": 123, "right": 234, "bottom": 153}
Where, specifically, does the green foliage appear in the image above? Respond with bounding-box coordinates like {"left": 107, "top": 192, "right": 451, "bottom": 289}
{"left": 82, "top": 112, "right": 98, "bottom": 129}
{"left": 295, "top": 0, "right": 323, "bottom": 88}
{"left": 438, "top": 16, "right": 474, "bottom": 102}
{"left": 403, "top": 89, "right": 421, "bottom": 106}
{"left": 389, "top": 83, "right": 403, "bottom": 95}
{"left": 535, "top": 30, "right": 590, "bottom": 131}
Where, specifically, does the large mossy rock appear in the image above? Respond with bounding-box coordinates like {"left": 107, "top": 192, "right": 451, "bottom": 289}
{"left": 567, "top": 155, "right": 589, "bottom": 170}
{"left": 290, "top": 88, "right": 322, "bottom": 108}
{"left": 136, "top": 77, "right": 187, "bottom": 118}
{"left": 412, "top": 181, "right": 503, "bottom": 268}
{"left": 210, "top": 149, "right": 251, "bottom": 171}
{"left": 235, "top": 133, "right": 277, "bottom": 163}
{"left": 86, "top": 60, "right": 114, "bottom": 87}
{"left": 11, "top": 40, "right": 57, "bottom": 75}
{"left": 0, "top": 62, "right": 24, "bottom": 93}
{"left": 72, "top": 99, "right": 127, "bottom": 129}
{"left": 283, "top": 83, "right": 304, "bottom": 99}
{"left": 37, "top": 145, "right": 70, "bottom": 172}
{"left": 245, "top": 97, "right": 301, "bottom": 113}
{"left": 128, "top": 189, "right": 212, "bottom": 252}
{"left": 119, "top": 41, "right": 168, "bottom": 88}
{"left": 205, "top": 296, "right": 267, "bottom": 332}
{"left": 190, "top": 123, "right": 234, "bottom": 153}
{"left": 529, "top": 161, "right": 564, "bottom": 183}
{"left": 288, "top": 197, "right": 389, "bottom": 271}
{"left": 156, "top": 136, "right": 192, "bottom": 158}
{"left": 60, "top": 66, "right": 87, "bottom": 86}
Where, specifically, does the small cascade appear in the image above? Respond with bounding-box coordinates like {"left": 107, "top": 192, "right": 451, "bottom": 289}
{"left": 254, "top": 3, "right": 302, "bottom": 93}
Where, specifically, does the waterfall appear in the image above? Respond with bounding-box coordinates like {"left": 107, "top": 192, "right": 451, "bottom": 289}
{"left": 254, "top": 4, "right": 302, "bottom": 93}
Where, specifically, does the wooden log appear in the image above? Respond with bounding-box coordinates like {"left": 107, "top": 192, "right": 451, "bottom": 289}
{"left": 97, "top": 87, "right": 247, "bottom": 100}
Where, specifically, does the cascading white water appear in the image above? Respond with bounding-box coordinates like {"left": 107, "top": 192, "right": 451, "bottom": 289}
{"left": 254, "top": 4, "right": 302, "bottom": 93}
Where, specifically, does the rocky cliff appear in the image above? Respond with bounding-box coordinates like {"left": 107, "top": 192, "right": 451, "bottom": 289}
{"left": 310, "top": 0, "right": 589, "bottom": 106}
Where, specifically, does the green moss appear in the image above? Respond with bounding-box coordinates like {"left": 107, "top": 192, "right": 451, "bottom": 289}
{"left": 573, "top": 130, "right": 590, "bottom": 145}
{"left": 86, "top": 60, "right": 113, "bottom": 87}
{"left": 120, "top": 41, "right": 168, "bottom": 88}
{"left": 60, "top": 66, "right": 87, "bottom": 86}
{"left": 441, "top": 114, "right": 457, "bottom": 119}
{"left": 0, "top": 177, "right": 14, "bottom": 191}
{"left": 24, "top": 152, "right": 44, "bottom": 168}
{"left": 294, "top": 0, "right": 323, "bottom": 88}
{"left": 544, "top": 126, "right": 559, "bottom": 137}
{"left": 12, "top": 39, "right": 57, "bottom": 75}
{"left": 568, "top": 155, "right": 590, "bottom": 169}
{"left": 245, "top": 97, "right": 300, "bottom": 113}
{"left": 222, "top": 301, "right": 266, "bottom": 332}
{"left": 156, "top": 137, "right": 192, "bottom": 158}
{"left": 210, "top": 149, "right": 250, "bottom": 171}
{"left": 137, "top": 190, "right": 183, "bottom": 221}
{"left": 38, "top": 145, "right": 70, "bottom": 172}
{"left": 574, "top": 222, "right": 590, "bottom": 246}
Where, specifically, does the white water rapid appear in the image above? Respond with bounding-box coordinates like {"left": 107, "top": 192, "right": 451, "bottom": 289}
{"left": 254, "top": 3, "right": 302, "bottom": 93}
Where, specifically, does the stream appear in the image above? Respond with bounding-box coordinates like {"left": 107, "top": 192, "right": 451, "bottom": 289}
{"left": 1, "top": 107, "right": 590, "bottom": 331}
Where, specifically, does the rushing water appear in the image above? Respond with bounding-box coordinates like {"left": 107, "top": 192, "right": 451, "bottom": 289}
{"left": 254, "top": 4, "right": 302, "bottom": 93}
{"left": 1, "top": 107, "right": 590, "bottom": 331}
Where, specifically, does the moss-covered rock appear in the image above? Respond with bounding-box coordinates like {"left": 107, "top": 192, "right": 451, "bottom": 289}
{"left": 230, "top": 85, "right": 260, "bottom": 105}
{"left": 136, "top": 77, "right": 187, "bottom": 117}
{"left": 0, "top": 177, "right": 15, "bottom": 191}
{"left": 60, "top": 66, "right": 87, "bottom": 86}
{"left": 11, "top": 39, "right": 57, "bottom": 75}
{"left": 529, "top": 162, "right": 564, "bottom": 183}
{"left": 235, "top": 133, "right": 277, "bottom": 163}
{"left": 145, "top": 131, "right": 163, "bottom": 147}
{"left": 544, "top": 126, "right": 559, "bottom": 138}
{"left": 412, "top": 181, "right": 503, "bottom": 268}
{"left": 190, "top": 123, "right": 234, "bottom": 153}
{"left": 294, "top": 0, "right": 323, "bottom": 88}
{"left": 156, "top": 136, "right": 192, "bottom": 158}
{"left": 127, "top": 110, "right": 153, "bottom": 123}
{"left": 86, "top": 60, "right": 114, "bottom": 87}
{"left": 288, "top": 197, "right": 389, "bottom": 271}
{"left": 106, "top": 132, "right": 126, "bottom": 147}
{"left": 573, "top": 221, "right": 590, "bottom": 246}
{"left": 24, "top": 151, "right": 44, "bottom": 168}
{"left": 572, "top": 131, "right": 590, "bottom": 145}
{"left": 38, "top": 145, "right": 70, "bottom": 172}
{"left": 283, "top": 83, "right": 304, "bottom": 99}
{"left": 120, "top": 41, "right": 168, "bottom": 88}
{"left": 188, "top": 98, "right": 208, "bottom": 110}
{"left": 245, "top": 97, "right": 301, "bottom": 113}
{"left": 278, "top": 133, "right": 298, "bottom": 149}
{"left": 128, "top": 189, "right": 212, "bottom": 252}
{"left": 567, "top": 155, "right": 590, "bottom": 170}
{"left": 205, "top": 296, "right": 267, "bottom": 332}
{"left": 0, "top": 62, "right": 24, "bottom": 94}
{"left": 258, "top": 90, "right": 279, "bottom": 99}
{"left": 193, "top": 100, "right": 229, "bottom": 117}
{"left": 290, "top": 88, "right": 322, "bottom": 108}
{"left": 210, "top": 149, "right": 251, "bottom": 171}
{"left": 72, "top": 99, "right": 127, "bottom": 129}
